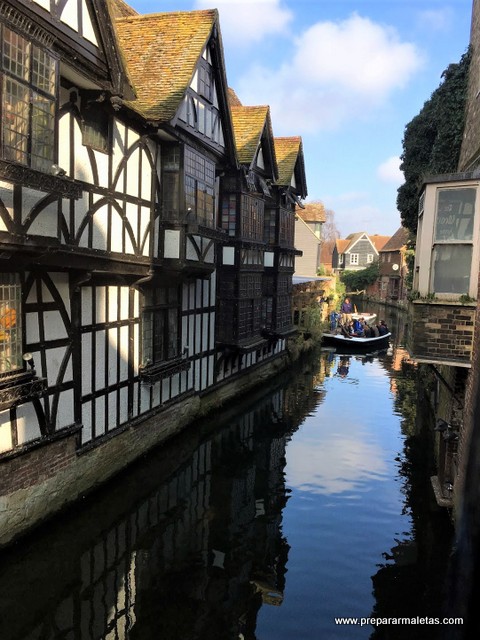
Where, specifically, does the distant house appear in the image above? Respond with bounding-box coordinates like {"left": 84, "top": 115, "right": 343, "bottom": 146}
{"left": 319, "top": 239, "right": 335, "bottom": 275}
{"left": 294, "top": 202, "right": 326, "bottom": 276}
{"left": 376, "top": 227, "right": 409, "bottom": 302}
{"left": 332, "top": 232, "right": 390, "bottom": 273}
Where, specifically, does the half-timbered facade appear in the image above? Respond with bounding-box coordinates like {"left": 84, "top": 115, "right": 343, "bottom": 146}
{"left": 0, "top": 1, "right": 307, "bottom": 546}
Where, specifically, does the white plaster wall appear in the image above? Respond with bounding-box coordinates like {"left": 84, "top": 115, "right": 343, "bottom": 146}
{"left": 223, "top": 246, "right": 235, "bottom": 265}
{"left": 0, "top": 409, "right": 13, "bottom": 453}
{"left": 95, "top": 330, "right": 106, "bottom": 390}
{"left": 81, "top": 333, "right": 92, "bottom": 395}
{"left": 26, "top": 312, "right": 40, "bottom": 344}
{"left": 81, "top": 0, "right": 98, "bottom": 45}
{"left": 91, "top": 206, "right": 109, "bottom": 251}
{"left": 164, "top": 230, "right": 180, "bottom": 259}
{"left": 110, "top": 212, "right": 124, "bottom": 253}
{"left": 0, "top": 181, "right": 13, "bottom": 230}
{"left": 60, "top": 0, "right": 79, "bottom": 32}
{"left": 56, "top": 388, "right": 75, "bottom": 427}
{"left": 108, "top": 392, "right": 117, "bottom": 430}
{"left": 264, "top": 252, "right": 274, "bottom": 267}
{"left": 96, "top": 396, "right": 105, "bottom": 435}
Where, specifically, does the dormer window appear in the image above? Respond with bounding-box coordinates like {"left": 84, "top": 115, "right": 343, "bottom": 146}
{"left": 1, "top": 25, "right": 57, "bottom": 172}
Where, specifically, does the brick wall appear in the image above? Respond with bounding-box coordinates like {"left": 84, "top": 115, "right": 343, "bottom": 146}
{"left": 408, "top": 301, "right": 475, "bottom": 364}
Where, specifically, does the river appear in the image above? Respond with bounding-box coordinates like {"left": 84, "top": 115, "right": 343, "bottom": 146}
{"left": 0, "top": 306, "right": 454, "bottom": 640}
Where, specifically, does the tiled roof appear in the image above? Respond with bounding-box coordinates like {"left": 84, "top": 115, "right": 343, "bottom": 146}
{"left": 296, "top": 201, "right": 326, "bottom": 223}
{"left": 275, "top": 136, "right": 302, "bottom": 186}
{"left": 228, "top": 88, "right": 243, "bottom": 106}
{"left": 320, "top": 240, "right": 335, "bottom": 265}
{"left": 380, "top": 226, "right": 409, "bottom": 252}
{"left": 336, "top": 239, "right": 349, "bottom": 253}
{"left": 110, "top": 0, "right": 138, "bottom": 18}
{"left": 230, "top": 105, "right": 274, "bottom": 165}
{"left": 115, "top": 10, "right": 217, "bottom": 122}
{"left": 370, "top": 235, "right": 391, "bottom": 251}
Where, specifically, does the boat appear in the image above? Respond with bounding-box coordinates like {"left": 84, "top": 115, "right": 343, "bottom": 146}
{"left": 321, "top": 331, "right": 391, "bottom": 352}
{"left": 351, "top": 312, "right": 376, "bottom": 324}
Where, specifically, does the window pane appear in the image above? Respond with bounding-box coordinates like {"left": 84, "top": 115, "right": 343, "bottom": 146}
{"left": 435, "top": 188, "right": 476, "bottom": 242}
{"left": 0, "top": 273, "right": 22, "bottom": 373}
{"left": 431, "top": 245, "right": 472, "bottom": 294}
{"left": 2, "top": 29, "right": 30, "bottom": 80}
{"left": 31, "top": 46, "right": 56, "bottom": 96}
{"left": 31, "top": 92, "right": 55, "bottom": 171}
{"left": 3, "top": 77, "right": 29, "bottom": 164}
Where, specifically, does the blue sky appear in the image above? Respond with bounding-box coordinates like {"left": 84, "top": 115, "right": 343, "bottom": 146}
{"left": 128, "top": 0, "right": 473, "bottom": 238}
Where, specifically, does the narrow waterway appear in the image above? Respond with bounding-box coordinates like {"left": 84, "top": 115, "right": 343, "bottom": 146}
{"left": 0, "top": 308, "right": 453, "bottom": 640}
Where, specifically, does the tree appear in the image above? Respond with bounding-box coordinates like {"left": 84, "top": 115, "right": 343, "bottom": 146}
{"left": 397, "top": 48, "right": 471, "bottom": 235}
{"left": 322, "top": 208, "right": 341, "bottom": 242}
{"left": 341, "top": 262, "right": 380, "bottom": 292}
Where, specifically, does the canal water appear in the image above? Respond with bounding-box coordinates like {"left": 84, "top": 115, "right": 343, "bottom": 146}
{"left": 0, "top": 307, "right": 453, "bottom": 640}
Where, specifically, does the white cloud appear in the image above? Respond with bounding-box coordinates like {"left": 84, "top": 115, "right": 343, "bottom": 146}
{"left": 417, "top": 8, "right": 453, "bottom": 32}
{"left": 377, "top": 156, "right": 404, "bottom": 185}
{"left": 236, "top": 13, "right": 424, "bottom": 134}
{"left": 286, "top": 434, "right": 387, "bottom": 495}
{"left": 194, "top": 0, "right": 293, "bottom": 46}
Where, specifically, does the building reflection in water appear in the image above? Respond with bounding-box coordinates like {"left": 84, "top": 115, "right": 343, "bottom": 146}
{"left": 0, "top": 356, "right": 327, "bottom": 640}
{"left": 0, "top": 321, "right": 453, "bottom": 640}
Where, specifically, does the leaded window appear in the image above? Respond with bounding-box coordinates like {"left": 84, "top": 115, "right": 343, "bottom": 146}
{"left": 0, "top": 273, "right": 22, "bottom": 374}
{"left": 142, "top": 287, "right": 179, "bottom": 366}
{"left": 184, "top": 146, "right": 215, "bottom": 227}
{"left": 1, "top": 25, "right": 57, "bottom": 172}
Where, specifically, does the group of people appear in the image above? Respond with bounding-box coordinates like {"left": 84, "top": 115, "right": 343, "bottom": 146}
{"left": 344, "top": 317, "right": 388, "bottom": 338}
{"left": 333, "top": 297, "right": 389, "bottom": 338}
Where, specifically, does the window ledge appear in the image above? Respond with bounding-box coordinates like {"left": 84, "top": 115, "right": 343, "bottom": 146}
{"left": 139, "top": 358, "right": 190, "bottom": 385}
{"left": 0, "top": 373, "right": 48, "bottom": 411}
{"left": 0, "top": 160, "right": 82, "bottom": 199}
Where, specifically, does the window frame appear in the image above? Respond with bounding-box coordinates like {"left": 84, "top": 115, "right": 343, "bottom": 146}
{"left": 0, "top": 272, "right": 25, "bottom": 380}
{"left": 141, "top": 286, "right": 181, "bottom": 369}
{"left": 349, "top": 253, "right": 359, "bottom": 265}
{"left": 1, "top": 23, "right": 58, "bottom": 173}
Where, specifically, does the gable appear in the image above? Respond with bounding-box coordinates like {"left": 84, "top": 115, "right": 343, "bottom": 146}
{"left": 275, "top": 136, "right": 307, "bottom": 197}
{"left": 20, "top": 0, "right": 135, "bottom": 98}
{"left": 230, "top": 105, "right": 277, "bottom": 179}
{"left": 176, "top": 43, "right": 226, "bottom": 148}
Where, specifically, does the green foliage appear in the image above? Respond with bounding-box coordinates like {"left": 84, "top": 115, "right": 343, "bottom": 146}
{"left": 397, "top": 48, "right": 471, "bottom": 235}
{"left": 340, "top": 262, "right": 379, "bottom": 292}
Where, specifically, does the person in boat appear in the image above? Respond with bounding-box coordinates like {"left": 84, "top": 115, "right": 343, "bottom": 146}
{"left": 329, "top": 310, "right": 340, "bottom": 331}
{"left": 340, "top": 297, "right": 353, "bottom": 324}
{"left": 364, "top": 322, "right": 375, "bottom": 338}
{"left": 352, "top": 317, "right": 365, "bottom": 337}
{"left": 378, "top": 320, "right": 389, "bottom": 336}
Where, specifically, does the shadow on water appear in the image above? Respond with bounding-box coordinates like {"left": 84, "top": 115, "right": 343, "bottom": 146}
{"left": 0, "top": 311, "right": 454, "bottom": 639}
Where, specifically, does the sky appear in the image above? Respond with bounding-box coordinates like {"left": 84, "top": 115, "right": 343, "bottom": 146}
{"left": 127, "top": 0, "right": 473, "bottom": 238}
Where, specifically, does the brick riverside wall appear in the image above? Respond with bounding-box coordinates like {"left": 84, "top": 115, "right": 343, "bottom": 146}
{"left": 0, "top": 433, "right": 78, "bottom": 496}
{"left": 0, "top": 353, "right": 288, "bottom": 547}
{"left": 408, "top": 301, "right": 475, "bottom": 364}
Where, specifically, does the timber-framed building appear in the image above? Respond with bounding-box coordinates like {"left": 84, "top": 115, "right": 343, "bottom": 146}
{"left": 0, "top": 0, "right": 307, "bottom": 546}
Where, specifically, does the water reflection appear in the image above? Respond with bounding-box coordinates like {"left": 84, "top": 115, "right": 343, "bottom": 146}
{"left": 0, "top": 307, "right": 453, "bottom": 640}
